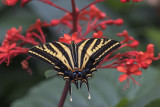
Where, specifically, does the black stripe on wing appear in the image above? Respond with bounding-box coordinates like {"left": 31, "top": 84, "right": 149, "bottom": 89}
{"left": 48, "top": 42, "right": 74, "bottom": 69}
{"left": 27, "top": 45, "right": 58, "bottom": 65}
{"left": 77, "top": 39, "right": 96, "bottom": 68}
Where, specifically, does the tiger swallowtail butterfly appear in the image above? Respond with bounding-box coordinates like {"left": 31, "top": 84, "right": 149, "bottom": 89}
{"left": 28, "top": 38, "right": 121, "bottom": 100}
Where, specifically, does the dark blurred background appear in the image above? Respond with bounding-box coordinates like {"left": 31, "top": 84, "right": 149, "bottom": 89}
{"left": 0, "top": 0, "right": 160, "bottom": 107}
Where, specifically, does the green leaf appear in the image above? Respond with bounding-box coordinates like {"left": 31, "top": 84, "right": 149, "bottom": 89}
{"left": 44, "top": 70, "right": 56, "bottom": 78}
{"left": 116, "top": 98, "right": 129, "bottom": 107}
{"left": 145, "top": 98, "right": 160, "bottom": 107}
{"left": 11, "top": 67, "right": 160, "bottom": 107}
{"left": 145, "top": 27, "right": 160, "bottom": 50}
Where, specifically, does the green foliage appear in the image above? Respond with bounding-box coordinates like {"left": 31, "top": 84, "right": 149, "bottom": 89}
{"left": 44, "top": 70, "right": 56, "bottom": 79}
{"left": 116, "top": 98, "right": 129, "bottom": 107}
{"left": 145, "top": 28, "right": 160, "bottom": 50}
{"left": 145, "top": 98, "right": 160, "bottom": 107}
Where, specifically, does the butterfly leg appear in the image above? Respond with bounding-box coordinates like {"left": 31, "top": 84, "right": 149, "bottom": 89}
{"left": 74, "top": 81, "right": 79, "bottom": 89}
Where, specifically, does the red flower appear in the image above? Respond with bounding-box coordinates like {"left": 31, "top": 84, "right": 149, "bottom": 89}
{"left": 117, "top": 63, "right": 142, "bottom": 89}
{"left": 0, "top": 42, "right": 17, "bottom": 65}
{"left": 136, "top": 44, "right": 159, "bottom": 69}
{"left": 89, "top": 5, "right": 106, "bottom": 19}
{"left": 100, "top": 18, "right": 124, "bottom": 26}
{"left": 27, "top": 19, "right": 50, "bottom": 43}
{"left": 51, "top": 13, "right": 73, "bottom": 29}
{"left": 128, "top": 39, "right": 139, "bottom": 48}
{"left": 78, "top": 10, "right": 90, "bottom": 20}
{"left": 4, "top": 27, "right": 39, "bottom": 45}
{"left": 59, "top": 32, "right": 82, "bottom": 44}
{"left": 51, "top": 19, "right": 60, "bottom": 26}
{"left": 2, "top": 0, "right": 19, "bottom": 6}
{"left": 27, "top": 19, "right": 50, "bottom": 32}
{"left": 117, "top": 30, "right": 139, "bottom": 48}
{"left": 0, "top": 41, "right": 28, "bottom": 65}
{"left": 93, "top": 31, "right": 105, "bottom": 38}
{"left": 113, "top": 18, "right": 124, "bottom": 25}
{"left": 5, "top": 27, "right": 22, "bottom": 43}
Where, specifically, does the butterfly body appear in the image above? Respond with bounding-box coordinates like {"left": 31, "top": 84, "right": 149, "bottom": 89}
{"left": 28, "top": 38, "right": 120, "bottom": 90}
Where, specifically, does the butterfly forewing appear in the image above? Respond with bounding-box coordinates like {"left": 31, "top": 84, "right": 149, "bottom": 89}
{"left": 27, "top": 42, "right": 74, "bottom": 75}
{"left": 77, "top": 38, "right": 121, "bottom": 70}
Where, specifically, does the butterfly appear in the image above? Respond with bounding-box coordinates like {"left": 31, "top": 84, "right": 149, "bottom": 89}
{"left": 27, "top": 38, "right": 121, "bottom": 100}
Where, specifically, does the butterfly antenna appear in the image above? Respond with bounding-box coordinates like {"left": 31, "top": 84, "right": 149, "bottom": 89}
{"left": 69, "top": 83, "right": 72, "bottom": 101}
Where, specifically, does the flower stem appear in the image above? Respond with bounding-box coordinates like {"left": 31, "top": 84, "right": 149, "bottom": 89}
{"left": 38, "top": 28, "right": 46, "bottom": 43}
{"left": 58, "top": 80, "right": 70, "bottom": 107}
{"left": 71, "top": 0, "right": 78, "bottom": 32}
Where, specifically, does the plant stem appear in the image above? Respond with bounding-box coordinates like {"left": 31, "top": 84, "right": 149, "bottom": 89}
{"left": 38, "top": 28, "right": 46, "bottom": 43}
{"left": 58, "top": 80, "right": 70, "bottom": 107}
{"left": 71, "top": 0, "right": 78, "bottom": 32}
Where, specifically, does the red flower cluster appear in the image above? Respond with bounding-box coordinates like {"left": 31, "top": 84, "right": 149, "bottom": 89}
{"left": 136, "top": 44, "right": 160, "bottom": 69}
{"left": 0, "top": 19, "right": 50, "bottom": 73}
{"left": 120, "top": 0, "right": 143, "bottom": 3}
{"left": 51, "top": 4, "right": 107, "bottom": 26}
{"left": 0, "top": 42, "right": 24, "bottom": 65}
{"left": 51, "top": 5, "right": 124, "bottom": 38}
{"left": 97, "top": 30, "right": 159, "bottom": 89}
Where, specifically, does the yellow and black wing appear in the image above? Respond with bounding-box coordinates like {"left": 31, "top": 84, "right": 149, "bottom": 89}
{"left": 27, "top": 42, "right": 75, "bottom": 75}
{"left": 77, "top": 38, "right": 121, "bottom": 71}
